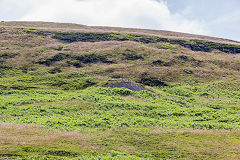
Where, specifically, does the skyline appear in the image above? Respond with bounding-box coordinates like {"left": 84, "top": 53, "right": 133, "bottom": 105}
{"left": 0, "top": 0, "right": 240, "bottom": 41}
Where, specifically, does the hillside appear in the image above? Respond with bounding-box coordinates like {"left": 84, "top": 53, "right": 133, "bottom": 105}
{"left": 0, "top": 21, "right": 240, "bottom": 159}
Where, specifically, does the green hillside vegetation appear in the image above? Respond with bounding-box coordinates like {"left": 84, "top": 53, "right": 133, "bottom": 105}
{"left": 0, "top": 22, "right": 240, "bottom": 159}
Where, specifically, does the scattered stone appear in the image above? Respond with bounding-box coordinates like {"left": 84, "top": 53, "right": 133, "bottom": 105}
{"left": 184, "top": 70, "right": 193, "bottom": 74}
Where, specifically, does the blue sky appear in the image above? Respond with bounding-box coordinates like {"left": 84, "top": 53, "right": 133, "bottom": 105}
{"left": 165, "top": 0, "right": 240, "bottom": 41}
{"left": 0, "top": 0, "right": 239, "bottom": 41}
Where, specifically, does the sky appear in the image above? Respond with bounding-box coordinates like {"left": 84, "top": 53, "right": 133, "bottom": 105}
{"left": 0, "top": 0, "right": 239, "bottom": 41}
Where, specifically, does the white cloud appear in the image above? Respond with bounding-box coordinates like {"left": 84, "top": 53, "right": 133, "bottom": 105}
{"left": 20, "top": 0, "right": 207, "bottom": 34}
{"left": 0, "top": 0, "right": 30, "bottom": 20}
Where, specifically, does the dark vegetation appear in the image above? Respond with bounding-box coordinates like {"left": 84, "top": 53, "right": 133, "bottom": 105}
{"left": 122, "top": 52, "right": 144, "bottom": 60}
{"left": 74, "top": 54, "right": 112, "bottom": 64}
{"left": 24, "top": 28, "right": 240, "bottom": 53}
{"left": 152, "top": 60, "right": 172, "bottom": 66}
{"left": 37, "top": 53, "right": 70, "bottom": 66}
{"left": 37, "top": 53, "right": 112, "bottom": 67}
{"left": 0, "top": 53, "right": 18, "bottom": 59}
{"left": 138, "top": 73, "right": 168, "bottom": 87}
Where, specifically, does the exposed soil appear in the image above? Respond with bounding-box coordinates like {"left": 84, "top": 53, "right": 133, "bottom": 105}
{"left": 104, "top": 82, "right": 153, "bottom": 92}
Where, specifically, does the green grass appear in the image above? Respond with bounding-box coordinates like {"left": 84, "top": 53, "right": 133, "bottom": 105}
{"left": 0, "top": 84, "right": 240, "bottom": 131}
{"left": 0, "top": 84, "right": 239, "bottom": 159}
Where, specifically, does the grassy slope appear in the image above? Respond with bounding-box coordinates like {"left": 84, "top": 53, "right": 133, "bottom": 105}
{"left": 0, "top": 21, "right": 240, "bottom": 159}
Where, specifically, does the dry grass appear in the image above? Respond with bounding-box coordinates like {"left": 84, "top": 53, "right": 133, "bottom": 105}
{"left": 151, "top": 128, "right": 240, "bottom": 160}
{"left": 0, "top": 122, "right": 239, "bottom": 159}
{"left": 122, "top": 96, "right": 147, "bottom": 103}
{"left": 0, "top": 122, "right": 97, "bottom": 150}
{"left": 1, "top": 22, "right": 240, "bottom": 84}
